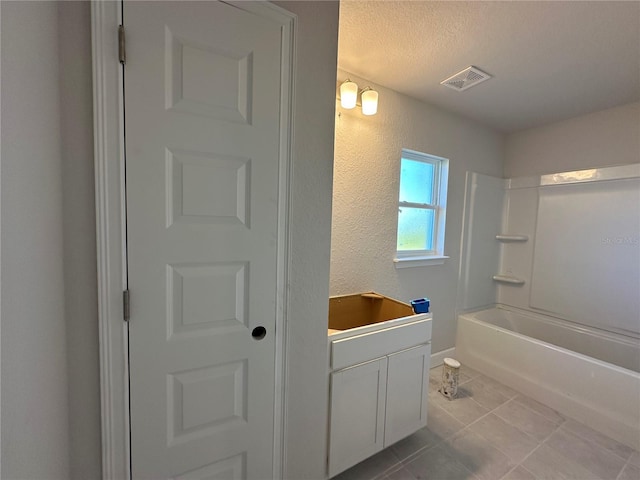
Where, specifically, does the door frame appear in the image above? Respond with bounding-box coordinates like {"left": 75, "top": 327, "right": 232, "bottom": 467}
{"left": 91, "top": 1, "right": 296, "bottom": 478}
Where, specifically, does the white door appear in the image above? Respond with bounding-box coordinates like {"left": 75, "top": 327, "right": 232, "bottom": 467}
{"left": 124, "top": 2, "right": 290, "bottom": 478}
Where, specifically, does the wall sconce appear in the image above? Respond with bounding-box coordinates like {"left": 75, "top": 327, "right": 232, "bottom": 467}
{"left": 339, "top": 79, "right": 379, "bottom": 115}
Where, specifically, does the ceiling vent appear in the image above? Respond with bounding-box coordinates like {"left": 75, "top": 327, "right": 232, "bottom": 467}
{"left": 440, "top": 66, "right": 491, "bottom": 92}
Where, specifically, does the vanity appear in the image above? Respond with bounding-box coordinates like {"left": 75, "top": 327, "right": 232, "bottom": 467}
{"left": 327, "top": 292, "right": 432, "bottom": 477}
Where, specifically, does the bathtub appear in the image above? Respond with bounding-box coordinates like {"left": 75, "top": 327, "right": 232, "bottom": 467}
{"left": 456, "top": 305, "right": 640, "bottom": 450}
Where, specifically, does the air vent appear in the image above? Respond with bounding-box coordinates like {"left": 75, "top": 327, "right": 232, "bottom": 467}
{"left": 440, "top": 66, "right": 491, "bottom": 92}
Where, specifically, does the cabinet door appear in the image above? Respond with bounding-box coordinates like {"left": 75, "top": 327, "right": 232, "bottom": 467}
{"left": 384, "top": 344, "right": 431, "bottom": 447}
{"left": 328, "top": 357, "right": 388, "bottom": 478}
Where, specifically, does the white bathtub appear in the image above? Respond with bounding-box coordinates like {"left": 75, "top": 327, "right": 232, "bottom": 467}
{"left": 456, "top": 305, "right": 640, "bottom": 450}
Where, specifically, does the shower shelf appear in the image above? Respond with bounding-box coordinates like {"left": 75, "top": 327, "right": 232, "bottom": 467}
{"left": 496, "top": 235, "right": 529, "bottom": 242}
{"left": 492, "top": 275, "right": 526, "bottom": 285}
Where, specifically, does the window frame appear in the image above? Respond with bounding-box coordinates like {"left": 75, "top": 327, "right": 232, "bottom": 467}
{"left": 394, "top": 149, "right": 449, "bottom": 268}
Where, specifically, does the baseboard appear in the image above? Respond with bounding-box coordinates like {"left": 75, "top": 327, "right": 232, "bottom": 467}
{"left": 430, "top": 347, "right": 456, "bottom": 368}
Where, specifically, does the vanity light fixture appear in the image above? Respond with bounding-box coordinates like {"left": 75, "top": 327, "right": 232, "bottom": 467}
{"left": 338, "top": 79, "right": 379, "bottom": 115}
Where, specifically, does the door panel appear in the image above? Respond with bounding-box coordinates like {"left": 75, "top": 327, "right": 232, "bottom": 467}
{"left": 124, "top": 2, "right": 287, "bottom": 478}
{"left": 328, "top": 358, "right": 388, "bottom": 477}
{"left": 384, "top": 344, "right": 431, "bottom": 447}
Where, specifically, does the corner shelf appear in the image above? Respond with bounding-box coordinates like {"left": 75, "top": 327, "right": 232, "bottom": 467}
{"left": 496, "top": 234, "right": 529, "bottom": 242}
{"left": 492, "top": 275, "right": 526, "bottom": 285}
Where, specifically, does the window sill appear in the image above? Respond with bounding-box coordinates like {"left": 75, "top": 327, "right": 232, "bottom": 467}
{"left": 393, "top": 255, "right": 449, "bottom": 268}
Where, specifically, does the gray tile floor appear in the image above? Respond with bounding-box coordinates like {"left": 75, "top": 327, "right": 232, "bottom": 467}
{"left": 332, "top": 365, "right": 639, "bottom": 480}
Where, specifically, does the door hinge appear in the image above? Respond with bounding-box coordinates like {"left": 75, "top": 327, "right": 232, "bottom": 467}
{"left": 123, "top": 289, "right": 130, "bottom": 322}
{"left": 118, "top": 25, "right": 126, "bottom": 65}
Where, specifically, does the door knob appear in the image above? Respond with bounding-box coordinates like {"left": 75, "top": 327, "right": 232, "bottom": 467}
{"left": 251, "top": 326, "right": 267, "bottom": 340}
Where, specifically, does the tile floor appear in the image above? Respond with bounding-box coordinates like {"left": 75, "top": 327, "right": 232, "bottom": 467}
{"left": 332, "top": 365, "right": 639, "bottom": 480}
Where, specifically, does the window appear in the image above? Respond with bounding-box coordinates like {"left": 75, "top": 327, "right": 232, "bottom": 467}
{"left": 394, "top": 149, "right": 449, "bottom": 268}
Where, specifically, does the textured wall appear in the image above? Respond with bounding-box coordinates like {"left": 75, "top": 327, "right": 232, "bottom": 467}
{"left": 1, "top": 2, "right": 70, "bottom": 477}
{"left": 505, "top": 102, "right": 640, "bottom": 177}
{"left": 331, "top": 70, "right": 504, "bottom": 354}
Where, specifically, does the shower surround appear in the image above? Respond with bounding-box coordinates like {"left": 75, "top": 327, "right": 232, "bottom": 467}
{"left": 456, "top": 164, "right": 640, "bottom": 450}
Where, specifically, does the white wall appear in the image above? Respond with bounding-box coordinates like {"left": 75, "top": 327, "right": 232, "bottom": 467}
{"left": 331, "top": 70, "right": 504, "bottom": 353}
{"left": 1, "top": 2, "right": 70, "bottom": 478}
{"left": 505, "top": 102, "right": 640, "bottom": 177}
{"left": 273, "top": 2, "right": 339, "bottom": 478}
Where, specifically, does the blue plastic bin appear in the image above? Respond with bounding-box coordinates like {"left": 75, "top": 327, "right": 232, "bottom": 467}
{"left": 410, "top": 298, "right": 430, "bottom": 314}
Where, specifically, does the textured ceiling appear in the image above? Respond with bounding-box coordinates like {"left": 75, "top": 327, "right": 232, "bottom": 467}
{"left": 338, "top": 1, "right": 640, "bottom": 133}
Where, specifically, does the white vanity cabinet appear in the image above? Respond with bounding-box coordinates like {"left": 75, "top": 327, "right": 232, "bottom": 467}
{"left": 327, "top": 293, "right": 432, "bottom": 478}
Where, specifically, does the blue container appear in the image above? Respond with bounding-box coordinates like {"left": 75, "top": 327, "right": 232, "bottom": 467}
{"left": 410, "top": 298, "right": 430, "bottom": 314}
